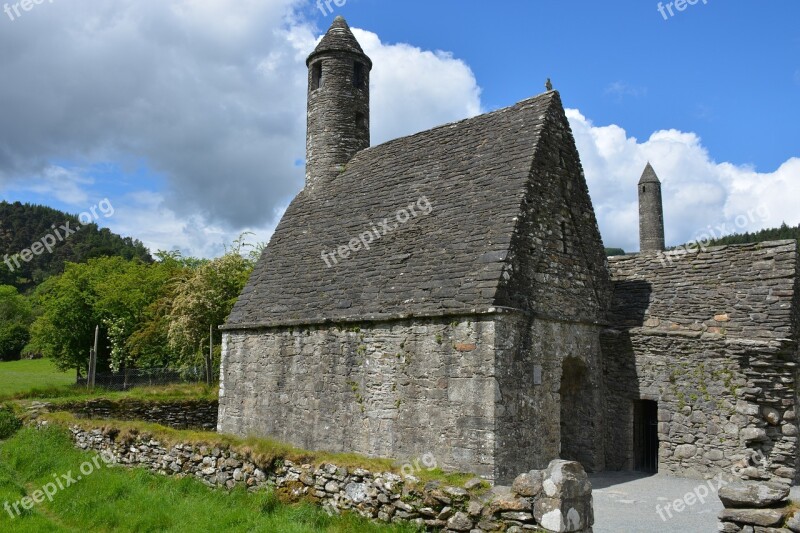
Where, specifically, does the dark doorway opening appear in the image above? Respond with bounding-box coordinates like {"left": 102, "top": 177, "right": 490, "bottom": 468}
{"left": 633, "top": 400, "right": 658, "bottom": 473}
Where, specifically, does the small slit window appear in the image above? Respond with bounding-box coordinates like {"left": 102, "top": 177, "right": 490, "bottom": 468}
{"left": 353, "top": 62, "right": 364, "bottom": 89}
{"left": 356, "top": 112, "right": 367, "bottom": 130}
{"left": 312, "top": 62, "right": 323, "bottom": 90}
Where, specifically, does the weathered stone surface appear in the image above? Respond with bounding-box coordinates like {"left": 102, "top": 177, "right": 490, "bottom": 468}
{"left": 532, "top": 461, "right": 593, "bottom": 532}
{"left": 718, "top": 482, "right": 789, "bottom": 508}
{"left": 604, "top": 240, "right": 799, "bottom": 484}
{"left": 445, "top": 512, "right": 473, "bottom": 531}
{"left": 512, "top": 470, "right": 544, "bottom": 497}
{"left": 719, "top": 508, "right": 786, "bottom": 527}
{"left": 786, "top": 511, "right": 800, "bottom": 532}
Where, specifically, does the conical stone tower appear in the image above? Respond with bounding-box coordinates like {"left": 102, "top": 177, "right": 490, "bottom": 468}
{"left": 638, "top": 162, "right": 666, "bottom": 252}
{"left": 305, "top": 16, "right": 372, "bottom": 189}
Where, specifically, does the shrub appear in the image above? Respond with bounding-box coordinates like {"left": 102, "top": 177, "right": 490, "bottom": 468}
{"left": 0, "top": 405, "right": 22, "bottom": 439}
{"left": 0, "top": 323, "right": 30, "bottom": 361}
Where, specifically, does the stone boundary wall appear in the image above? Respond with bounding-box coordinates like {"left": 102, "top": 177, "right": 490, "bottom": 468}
{"left": 717, "top": 481, "right": 800, "bottom": 532}
{"left": 39, "top": 399, "right": 218, "bottom": 431}
{"left": 62, "top": 424, "right": 594, "bottom": 532}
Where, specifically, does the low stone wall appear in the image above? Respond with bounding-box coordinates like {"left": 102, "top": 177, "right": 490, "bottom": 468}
{"left": 41, "top": 399, "right": 218, "bottom": 431}
{"left": 64, "top": 424, "right": 594, "bottom": 532}
{"left": 717, "top": 480, "right": 799, "bottom": 532}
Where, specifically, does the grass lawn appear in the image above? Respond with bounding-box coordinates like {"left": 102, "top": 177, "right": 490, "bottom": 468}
{"left": 0, "top": 359, "right": 73, "bottom": 398}
{"left": 0, "top": 426, "right": 420, "bottom": 532}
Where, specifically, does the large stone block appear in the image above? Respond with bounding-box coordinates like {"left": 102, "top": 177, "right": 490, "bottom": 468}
{"left": 532, "top": 460, "right": 593, "bottom": 532}
{"left": 718, "top": 482, "right": 790, "bottom": 508}
{"left": 719, "top": 508, "right": 787, "bottom": 527}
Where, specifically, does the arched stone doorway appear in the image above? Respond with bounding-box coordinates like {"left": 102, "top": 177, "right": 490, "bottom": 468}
{"left": 560, "top": 356, "right": 596, "bottom": 469}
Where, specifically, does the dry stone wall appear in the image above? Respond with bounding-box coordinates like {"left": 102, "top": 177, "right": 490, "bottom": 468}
{"left": 717, "top": 480, "right": 799, "bottom": 532}
{"left": 65, "top": 424, "right": 594, "bottom": 532}
{"left": 39, "top": 399, "right": 218, "bottom": 431}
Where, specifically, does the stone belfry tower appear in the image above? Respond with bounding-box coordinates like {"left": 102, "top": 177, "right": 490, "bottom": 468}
{"left": 305, "top": 16, "right": 372, "bottom": 189}
{"left": 638, "top": 162, "right": 666, "bottom": 252}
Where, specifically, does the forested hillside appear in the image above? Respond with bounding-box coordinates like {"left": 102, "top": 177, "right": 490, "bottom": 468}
{"left": 703, "top": 222, "right": 800, "bottom": 247}
{"left": 0, "top": 201, "right": 151, "bottom": 292}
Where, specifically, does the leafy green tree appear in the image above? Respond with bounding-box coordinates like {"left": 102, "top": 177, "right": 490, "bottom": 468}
{"left": 166, "top": 237, "right": 257, "bottom": 379}
{"left": 26, "top": 258, "right": 122, "bottom": 373}
{"left": 0, "top": 285, "right": 32, "bottom": 360}
{"left": 25, "top": 257, "right": 172, "bottom": 373}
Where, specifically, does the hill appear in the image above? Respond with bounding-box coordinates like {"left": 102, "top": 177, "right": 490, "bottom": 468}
{"left": 702, "top": 222, "right": 800, "bottom": 247}
{"left": 0, "top": 201, "right": 151, "bottom": 292}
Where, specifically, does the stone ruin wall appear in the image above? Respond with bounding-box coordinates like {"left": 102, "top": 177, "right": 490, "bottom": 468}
{"left": 603, "top": 330, "right": 798, "bottom": 484}
{"left": 604, "top": 241, "right": 800, "bottom": 484}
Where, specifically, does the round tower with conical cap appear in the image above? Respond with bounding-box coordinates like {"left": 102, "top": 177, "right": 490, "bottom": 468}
{"left": 305, "top": 16, "right": 372, "bottom": 189}
{"left": 638, "top": 162, "right": 666, "bottom": 252}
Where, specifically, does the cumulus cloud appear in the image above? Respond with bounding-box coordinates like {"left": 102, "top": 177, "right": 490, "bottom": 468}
{"left": 0, "top": 0, "right": 482, "bottom": 256}
{"left": 1, "top": 1, "right": 795, "bottom": 258}
{"left": 568, "top": 109, "right": 800, "bottom": 252}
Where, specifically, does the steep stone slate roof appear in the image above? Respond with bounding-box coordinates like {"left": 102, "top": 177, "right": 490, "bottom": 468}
{"left": 607, "top": 240, "right": 799, "bottom": 342}
{"left": 639, "top": 162, "right": 661, "bottom": 184}
{"left": 306, "top": 16, "right": 371, "bottom": 67}
{"left": 225, "top": 92, "right": 562, "bottom": 329}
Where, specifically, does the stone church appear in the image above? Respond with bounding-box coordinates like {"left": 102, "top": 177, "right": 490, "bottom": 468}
{"left": 219, "top": 17, "right": 800, "bottom": 485}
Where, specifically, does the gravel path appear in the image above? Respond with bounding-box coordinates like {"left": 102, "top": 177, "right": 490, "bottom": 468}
{"left": 589, "top": 472, "right": 724, "bottom": 533}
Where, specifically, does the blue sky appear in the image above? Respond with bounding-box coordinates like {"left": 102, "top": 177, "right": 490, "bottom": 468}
{"left": 0, "top": 0, "right": 798, "bottom": 256}
{"left": 314, "top": 0, "right": 799, "bottom": 170}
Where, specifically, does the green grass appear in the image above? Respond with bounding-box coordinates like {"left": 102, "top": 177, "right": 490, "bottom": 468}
{"left": 0, "top": 426, "right": 420, "bottom": 532}
{"left": 12, "top": 383, "right": 219, "bottom": 404}
{"left": 0, "top": 360, "right": 73, "bottom": 398}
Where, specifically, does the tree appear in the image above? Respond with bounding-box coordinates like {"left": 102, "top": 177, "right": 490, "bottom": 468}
{"left": 25, "top": 257, "right": 169, "bottom": 373}
{"left": 166, "top": 237, "right": 257, "bottom": 379}
{"left": 0, "top": 285, "right": 32, "bottom": 360}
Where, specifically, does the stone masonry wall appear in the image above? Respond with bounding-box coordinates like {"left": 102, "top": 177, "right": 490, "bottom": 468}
{"left": 41, "top": 399, "right": 218, "bottom": 431}
{"left": 218, "top": 316, "right": 501, "bottom": 480}
{"left": 64, "top": 423, "right": 594, "bottom": 532}
{"left": 604, "top": 242, "right": 800, "bottom": 483}
{"left": 603, "top": 331, "right": 798, "bottom": 482}
{"left": 495, "top": 314, "right": 606, "bottom": 481}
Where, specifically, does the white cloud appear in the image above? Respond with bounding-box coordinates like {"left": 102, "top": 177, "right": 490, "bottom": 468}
{"left": 568, "top": 109, "right": 800, "bottom": 252}
{"left": 1, "top": 2, "right": 794, "bottom": 259}
{"left": 353, "top": 29, "right": 482, "bottom": 144}
{"left": 0, "top": 1, "right": 482, "bottom": 258}
{"left": 7, "top": 166, "right": 94, "bottom": 207}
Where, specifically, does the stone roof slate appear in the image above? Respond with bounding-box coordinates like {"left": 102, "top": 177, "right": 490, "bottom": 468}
{"left": 225, "top": 91, "right": 560, "bottom": 329}
{"left": 607, "top": 240, "right": 799, "bottom": 342}
{"left": 307, "top": 16, "right": 370, "bottom": 67}
{"left": 638, "top": 162, "right": 661, "bottom": 184}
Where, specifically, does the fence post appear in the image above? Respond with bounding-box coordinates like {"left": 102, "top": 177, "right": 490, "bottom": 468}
{"left": 87, "top": 325, "right": 99, "bottom": 390}
{"left": 207, "top": 324, "right": 213, "bottom": 385}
